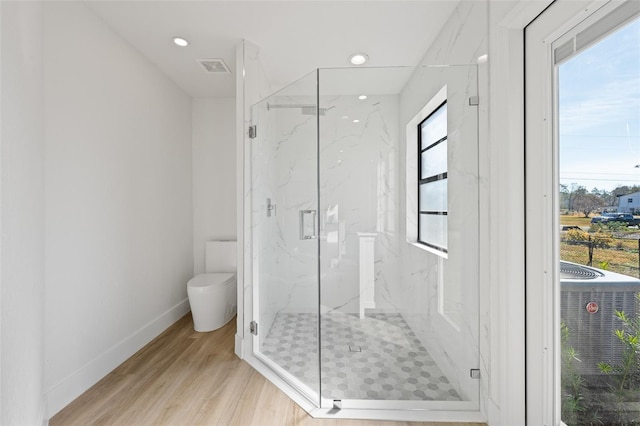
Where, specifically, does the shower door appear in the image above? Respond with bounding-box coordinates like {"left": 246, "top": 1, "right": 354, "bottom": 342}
{"left": 250, "top": 70, "right": 320, "bottom": 403}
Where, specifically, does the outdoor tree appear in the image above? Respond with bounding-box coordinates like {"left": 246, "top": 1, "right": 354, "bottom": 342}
{"left": 561, "top": 183, "right": 588, "bottom": 213}
{"left": 611, "top": 185, "right": 640, "bottom": 198}
{"left": 560, "top": 184, "right": 570, "bottom": 211}
{"left": 590, "top": 187, "right": 616, "bottom": 207}
{"left": 573, "top": 193, "right": 606, "bottom": 217}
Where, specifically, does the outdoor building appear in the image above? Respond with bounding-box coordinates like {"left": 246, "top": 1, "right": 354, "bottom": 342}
{"left": 617, "top": 191, "right": 640, "bottom": 213}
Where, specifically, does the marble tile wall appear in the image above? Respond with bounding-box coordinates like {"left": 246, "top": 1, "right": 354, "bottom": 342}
{"left": 317, "top": 93, "right": 401, "bottom": 315}
{"left": 252, "top": 78, "right": 404, "bottom": 332}
{"left": 399, "top": 65, "right": 480, "bottom": 403}
{"left": 250, "top": 78, "right": 320, "bottom": 344}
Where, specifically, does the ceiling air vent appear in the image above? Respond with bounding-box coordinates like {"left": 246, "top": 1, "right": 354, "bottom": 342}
{"left": 197, "top": 58, "right": 231, "bottom": 74}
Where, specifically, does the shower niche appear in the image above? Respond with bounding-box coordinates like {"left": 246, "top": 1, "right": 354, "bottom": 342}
{"left": 248, "top": 65, "right": 481, "bottom": 420}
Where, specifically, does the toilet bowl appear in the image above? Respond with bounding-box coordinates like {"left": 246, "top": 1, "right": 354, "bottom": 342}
{"left": 187, "top": 241, "right": 237, "bottom": 332}
{"left": 187, "top": 272, "right": 236, "bottom": 332}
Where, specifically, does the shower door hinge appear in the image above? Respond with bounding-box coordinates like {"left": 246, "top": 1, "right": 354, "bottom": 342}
{"left": 470, "top": 368, "right": 481, "bottom": 379}
{"left": 468, "top": 96, "right": 479, "bottom": 106}
{"left": 248, "top": 125, "right": 257, "bottom": 139}
{"left": 250, "top": 321, "right": 258, "bottom": 336}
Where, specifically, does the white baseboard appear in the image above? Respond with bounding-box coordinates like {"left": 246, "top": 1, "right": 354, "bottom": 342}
{"left": 40, "top": 397, "right": 49, "bottom": 426}
{"left": 235, "top": 332, "right": 244, "bottom": 359}
{"left": 45, "top": 299, "right": 191, "bottom": 419}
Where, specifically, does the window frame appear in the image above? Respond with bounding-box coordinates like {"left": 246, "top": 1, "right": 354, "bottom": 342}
{"left": 525, "top": 1, "right": 639, "bottom": 424}
{"left": 417, "top": 100, "right": 448, "bottom": 253}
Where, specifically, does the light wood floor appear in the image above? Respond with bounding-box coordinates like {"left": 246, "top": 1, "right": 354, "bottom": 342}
{"left": 51, "top": 314, "right": 486, "bottom": 426}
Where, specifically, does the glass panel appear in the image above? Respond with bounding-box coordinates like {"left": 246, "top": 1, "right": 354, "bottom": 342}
{"left": 250, "top": 70, "right": 319, "bottom": 403}
{"left": 557, "top": 16, "right": 640, "bottom": 425}
{"left": 420, "top": 102, "right": 447, "bottom": 150}
{"left": 421, "top": 140, "right": 447, "bottom": 179}
{"left": 419, "top": 179, "right": 448, "bottom": 212}
{"left": 317, "top": 65, "right": 478, "bottom": 411}
{"left": 419, "top": 213, "right": 447, "bottom": 250}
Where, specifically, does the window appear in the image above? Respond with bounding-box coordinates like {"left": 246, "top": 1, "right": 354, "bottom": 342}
{"left": 417, "top": 101, "right": 448, "bottom": 253}
{"left": 526, "top": 1, "right": 639, "bottom": 424}
{"left": 405, "top": 84, "right": 448, "bottom": 257}
{"left": 556, "top": 12, "right": 640, "bottom": 425}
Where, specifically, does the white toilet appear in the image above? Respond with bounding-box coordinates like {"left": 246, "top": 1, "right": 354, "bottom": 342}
{"left": 187, "top": 240, "right": 237, "bottom": 332}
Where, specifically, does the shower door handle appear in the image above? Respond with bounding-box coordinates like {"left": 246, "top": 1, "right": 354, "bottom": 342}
{"left": 299, "top": 210, "right": 317, "bottom": 240}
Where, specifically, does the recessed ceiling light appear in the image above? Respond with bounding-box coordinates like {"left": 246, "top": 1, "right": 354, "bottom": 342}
{"left": 358, "top": 95, "right": 367, "bottom": 100}
{"left": 349, "top": 53, "right": 368, "bottom": 65}
{"left": 173, "top": 37, "right": 189, "bottom": 47}
{"left": 353, "top": 119, "right": 360, "bottom": 123}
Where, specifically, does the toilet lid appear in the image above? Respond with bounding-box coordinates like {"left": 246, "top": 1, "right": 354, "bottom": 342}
{"left": 188, "top": 272, "right": 235, "bottom": 289}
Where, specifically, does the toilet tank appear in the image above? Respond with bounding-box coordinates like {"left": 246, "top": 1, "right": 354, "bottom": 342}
{"left": 205, "top": 241, "right": 237, "bottom": 273}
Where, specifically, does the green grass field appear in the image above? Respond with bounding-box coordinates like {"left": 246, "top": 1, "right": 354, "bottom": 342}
{"left": 560, "top": 215, "right": 592, "bottom": 228}
{"left": 560, "top": 214, "right": 640, "bottom": 278}
{"left": 560, "top": 242, "right": 640, "bottom": 278}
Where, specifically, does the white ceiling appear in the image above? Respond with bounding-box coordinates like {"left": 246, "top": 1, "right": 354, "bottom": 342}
{"left": 85, "top": 1, "right": 460, "bottom": 99}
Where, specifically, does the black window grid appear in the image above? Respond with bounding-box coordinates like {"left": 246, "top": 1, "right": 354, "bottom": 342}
{"left": 417, "top": 101, "right": 448, "bottom": 253}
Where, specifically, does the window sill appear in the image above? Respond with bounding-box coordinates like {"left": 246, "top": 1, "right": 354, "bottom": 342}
{"left": 406, "top": 240, "right": 448, "bottom": 260}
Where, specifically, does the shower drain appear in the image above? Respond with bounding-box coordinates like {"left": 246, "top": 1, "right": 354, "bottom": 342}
{"left": 348, "top": 345, "right": 362, "bottom": 352}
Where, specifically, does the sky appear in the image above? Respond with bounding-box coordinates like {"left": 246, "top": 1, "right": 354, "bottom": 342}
{"left": 559, "top": 16, "right": 640, "bottom": 193}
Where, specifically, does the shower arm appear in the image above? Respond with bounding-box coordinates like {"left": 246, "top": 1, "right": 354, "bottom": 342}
{"left": 266, "top": 103, "right": 334, "bottom": 116}
{"left": 266, "top": 103, "right": 316, "bottom": 109}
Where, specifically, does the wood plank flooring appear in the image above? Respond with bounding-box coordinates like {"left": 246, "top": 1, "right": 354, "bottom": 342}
{"left": 50, "top": 314, "right": 486, "bottom": 426}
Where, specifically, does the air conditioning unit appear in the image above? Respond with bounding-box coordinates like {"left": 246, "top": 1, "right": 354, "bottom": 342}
{"left": 560, "top": 261, "right": 640, "bottom": 376}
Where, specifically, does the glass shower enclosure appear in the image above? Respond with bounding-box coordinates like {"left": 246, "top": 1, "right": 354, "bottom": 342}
{"left": 249, "top": 65, "right": 480, "bottom": 416}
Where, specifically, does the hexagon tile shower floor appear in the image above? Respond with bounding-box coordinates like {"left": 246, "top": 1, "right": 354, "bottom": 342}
{"left": 262, "top": 312, "right": 461, "bottom": 401}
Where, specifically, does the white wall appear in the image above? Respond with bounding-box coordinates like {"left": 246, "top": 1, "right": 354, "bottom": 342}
{"left": 0, "top": 2, "right": 47, "bottom": 424}
{"left": 192, "top": 97, "right": 236, "bottom": 275}
{"left": 43, "top": 2, "right": 193, "bottom": 417}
